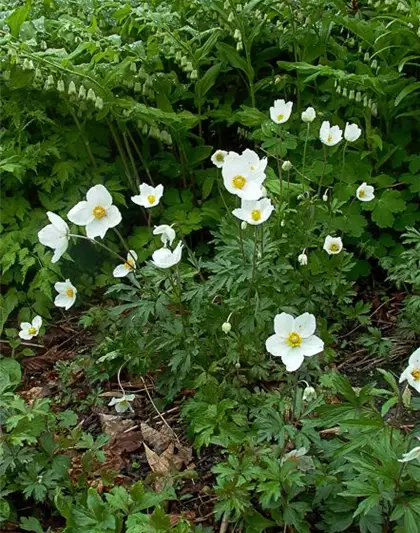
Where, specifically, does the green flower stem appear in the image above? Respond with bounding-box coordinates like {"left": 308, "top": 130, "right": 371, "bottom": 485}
{"left": 107, "top": 120, "right": 136, "bottom": 194}
{"left": 113, "top": 228, "right": 131, "bottom": 254}
{"left": 317, "top": 145, "right": 328, "bottom": 195}
{"left": 238, "top": 222, "right": 246, "bottom": 265}
{"left": 277, "top": 127, "right": 283, "bottom": 201}
{"left": 216, "top": 170, "right": 231, "bottom": 217}
{"left": 302, "top": 123, "right": 310, "bottom": 191}
{"left": 290, "top": 372, "right": 299, "bottom": 422}
{"left": 70, "top": 234, "right": 130, "bottom": 267}
{"left": 122, "top": 131, "right": 140, "bottom": 187}
{"left": 248, "top": 227, "right": 258, "bottom": 301}
{"left": 128, "top": 129, "right": 155, "bottom": 186}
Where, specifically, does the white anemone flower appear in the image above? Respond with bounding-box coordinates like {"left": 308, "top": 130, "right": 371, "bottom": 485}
{"left": 232, "top": 198, "right": 274, "bottom": 225}
{"left": 131, "top": 183, "right": 164, "bottom": 209}
{"left": 153, "top": 224, "right": 176, "bottom": 247}
{"left": 320, "top": 121, "right": 343, "bottom": 146}
{"left": 113, "top": 250, "right": 137, "bottom": 278}
{"left": 265, "top": 312, "right": 324, "bottom": 372}
{"left": 298, "top": 251, "right": 308, "bottom": 266}
{"left": 344, "top": 122, "right": 362, "bottom": 142}
{"left": 356, "top": 182, "right": 375, "bottom": 202}
{"left": 211, "top": 150, "right": 228, "bottom": 168}
{"left": 323, "top": 235, "right": 343, "bottom": 255}
{"left": 108, "top": 394, "right": 135, "bottom": 413}
{"left": 398, "top": 441, "right": 420, "bottom": 464}
{"left": 301, "top": 107, "right": 316, "bottom": 123}
{"left": 19, "top": 316, "right": 42, "bottom": 340}
{"left": 399, "top": 347, "right": 420, "bottom": 393}
{"left": 54, "top": 279, "right": 77, "bottom": 310}
{"left": 67, "top": 184, "right": 122, "bottom": 239}
{"left": 152, "top": 241, "right": 183, "bottom": 269}
{"left": 38, "top": 212, "right": 70, "bottom": 263}
{"left": 281, "top": 447, "right": 308, "bottom": 465}
{"left": 222, "top": 158, "right": 265, "bottom": 201}
{"left": 270, "top": 99, "right": 293, "bottom": 124}
{"left": 303, "top": 385, "right": 316, "bottom": 401}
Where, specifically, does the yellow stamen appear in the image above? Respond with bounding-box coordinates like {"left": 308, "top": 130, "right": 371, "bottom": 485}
{"left": 124, "top": 258, "right": 135, "bottom": 270}
{"left": 251, "top": 209, "right": 261, "bottom": 222}
{"left": 28, "top": 327, "right": 37, "bottom": 335}
{"left": 287, "top": 332, "right": 302, "bottom": 348}
{"left": 330, "top": 244, "right": 339, "bottom": 252}
{"left": 411, "top": 369, "right": 420, "bottom": 381}
{"left": 66, "top": 288, "right": 74, "bottom": 298}
{"left": 277, "top": 114, "right": 284, "bottom": 121}
{"left": 327, "top": 135, "right": 333, "bottom": 143}
{"left": 147, "top": 194, "right": 156, "bottom": 204}
{"left": 232, "top": 175, "right": 246, "bottom": 189}
{"left": 359, "top": 190, "right": 365, "bottom": 198}
{"left": 93, "top": 206, "right": 106, "bottom": 219}
{"left": 216, "top": 153, "right": 224, "bottom": 162}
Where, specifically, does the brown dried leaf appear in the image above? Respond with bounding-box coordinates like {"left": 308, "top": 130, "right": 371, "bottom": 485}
{"left": 99, "top": 414, "right": 135, "bottom": 437}
{"left": 144, "top": 443, "right": 175, "bottom": 492}
{"left": 141, "top": 422, "right": 172, "bottom": 453}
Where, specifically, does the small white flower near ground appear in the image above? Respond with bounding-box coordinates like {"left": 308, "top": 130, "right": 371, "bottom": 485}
{"left": 108, "top": 394, "right": 136, "bottom": 413}
{"left": 152, "top": 242, "right": 183, "bottom": 269}
{"left": 54, "top": 279, "right": 77, "bottom": 310}
{"left": 153, "top": 225, "right": 176, "bottom": 247}
{"left": 399, "top": 347, "right": 420, "bottom": 393}
{"left": 113, "top": 250, "right": 137, "bottom": 278}
{"left": 19, "top": 316, "right": 42, "bottom": 340}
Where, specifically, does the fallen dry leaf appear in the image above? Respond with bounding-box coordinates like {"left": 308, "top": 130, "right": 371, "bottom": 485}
{"left": 141, "top": 422, "right": 172, "bottom": 453}
{"left": 144, "top": 443, "right": 174, "bottom": 492}
{"left": 99, "top": 414, "right": 135, "bottom": 437}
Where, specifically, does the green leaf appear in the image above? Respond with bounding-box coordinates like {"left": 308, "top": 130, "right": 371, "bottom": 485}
{"left": 188, "top": 145, "right": 213, "bottom": 166}
{"left": 195, "top": 63, "right": 222, "bottom": 104}
{"left": 370, "top": 190, "right": 406, "bottom": 228}
{"left": 217, "top": 43, "right": 253, "bottom": 78}
{"left": 0, "top": 358, "right": 22, "bottom": 393}
{"left": 6, "top": 1, "right": 32, "bottom": 38}
{"left": 20, "top": 516, "right": 44, "bottom": 533}
{"left": 394, "top": 82, "right": 420, "bottom": 107}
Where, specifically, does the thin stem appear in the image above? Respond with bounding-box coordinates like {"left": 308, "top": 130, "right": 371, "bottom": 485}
{"left": 248, "top": 227, "right": 258, "bottom": 301}
{"left": 291, "top": 373, "right": 299, "bottom": 422}
{"left": 114, "top": 228, "right": 131, "bottom": 254}
{"left": 70, "top": 233, "right": 127, "bottom": 265}
{"left": 117, "top": 365, "right": 126, "bottom": 396}
{"left": 287, "top": 170, "right": 290, "bottom": 204}
{"left": 260, "top": 223, "right": 264, "bottom": 258}
{"left": 317, "top": 145, "right": 327, "bottom": 195}
{"left": 122, "top": 131, "right": 140, "bottom": 187}
{"left": 302, "top": 123, "right": 310, "bottom": 184}
{"left": 128, "top": 129, "right": 155, "bottom": 185}
{"left": 238, "top": 222, "right": 246, "bottom": 265}
{"left": 216, "top": 173, "right": 231, "bottom": 217}
{"left": 277, "top": 127, "right": 283, "bottom": 200}
{"left": 108, "top": 120, "right": 136, "bottom": 193}
{"left": 68, "top": 106, "right": 97, "bottom": 168}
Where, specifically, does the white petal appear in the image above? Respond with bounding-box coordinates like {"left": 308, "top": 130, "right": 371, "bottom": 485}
{"left": 67, "top": 201, "right": 94, "bottom": 225}
{"left": 108, "top": 398, "right": 118, "bottom": 406}
{"left": 131, "top": 194, "right": 148, "bottom": 207}
{"left": 399, "top": 367, "right": 410, "bottom": 383}
{"left": 300, "top": 335, "right": 324, "bottom": 357}
{"left": 51, "top": 241, "right": 68, "bottom": 263}
{"left": 408, "top": 347, "right": 420, "bottom": 368}
{"left": 54, "top": 281, "right": 68, "bottom": 293}
{"left": 294, "top": 313, "right": 316, "bottom": 338}
{"left": 139, "top": 183, "right": 155, "bottom": 196}
{"left": 265, "top": 334, "right": 286, "bottom": 357}
{"left": 152, "top": 247, "right": 173, "bottom": 268}
{"left": 232, "top": 208, "right": 247, "bottom": 222}
{"left": 86, "top": 184, "right": 112, "bottom": 209}
{"left": 54, "top": 293, "right": 70, "bottom": 308}
{"left": 281, "top": 351, "right": 305, "bottom": 372}
{"left": 19, "top": 330, "right": 33, "bottom": 340}
{"left": 32, "top": 316, "right": 42, "bottom": 329}
{"left": 406, "top": 373, "right": 420, "bottom": 393}
{"left": 127, "top": 250, "right": 137, "bottom": 261}
{"left": 115, "top": 401, "right": 129, "bottom": 413}
{"left": 86, "top": 218, "right": 110, "bottom": 239}
{"left": 154, "top": 184, "right": 164, "bottom": 202}
{"left": 104, "top": 205, "right": 122, "bottom": 228}
{"left": 46, "top": 212, "right": 68, "bottom": 233}
{"left": 20, "top": 322, "right": 32, "bottom": 331}
{"left": 274, "top": 312, "right": 294, "bottom": 337}
{"left": 38, "top": 225, "right": 63, "bottom": 248}
{"left": 113, "top": 264, "right": 129, "bottom": 277}
{"left": 240, "top": 181, "right": 264, "bottom": 201}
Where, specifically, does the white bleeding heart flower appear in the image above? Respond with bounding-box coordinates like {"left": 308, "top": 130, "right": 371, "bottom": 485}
{"left": 67, "top": 184, "right": 122, "bottom": 239}
{"left": 38, "top": 212, "right": 70, "bottom": 263}
{"left": 131, "top": 183, "right": 164, "bottom": 208}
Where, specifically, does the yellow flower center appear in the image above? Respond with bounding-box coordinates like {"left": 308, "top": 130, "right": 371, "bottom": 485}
{"left": 28, "top": 327, "right": 37, "bottom": 335}
{"left": 287, "top": 332, "right": 302, "bottom": 348}
{"left": 327, "top": 135, "right": 333, "bottom": 143}
{"left": 330, "top": 243, "right": 339, "bottom": 252}
{"left": 124, "top": 258, "right": 135, "bottom": 270}
{"left": 277, "top": 113, "right": 284, "bottom": 121}
{"left": 66, "top": 288, "right": 74, "bottom": 298}
{"left": 93, "top": 206, "right": 106, "bottom": 219}
{"left": 232, "top": 175, "right": 246, "bottom": 189}
{"left": 147, "top": 194, "right": 156, "bottom": 204}
{"left": 251, "top": 209, "right": 261, "bottom": 221}
{"left": 411, "top": 369, "right": 420, "bottom": 381}
{"left": 359, "top": 189, "right": 365, "bottom": 198}
{"left": 216, "top": 153, "right": 224, "bottom": 162}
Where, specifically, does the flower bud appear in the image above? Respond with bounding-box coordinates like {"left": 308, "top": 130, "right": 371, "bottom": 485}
{"left": 78, "top": 85, "right": 86, "bottom": 99}
{"left": 130, "top": 61, "right": 137, "bottom": 73}
{"left": 280, "top": 219, "right": 285, "bottom": 227}
{"left": 303, "top": 385, "right": 316, "bottom": 401}
{"left": 336, "top": 86, "right": 341, "bottom": 95}
{"left": 234, "top": 29, "right": 241, "bottom": 40}
{"left": 44, "top": 74, "right": 54, "bottom": 90}
{"left": 241, "top": 221, "right": 247, "bottom": 230}
{"left": 57, "top": 79, "right": 65, "bottom": 92}
{"left": 370, "top": 59, "right": 378, "bottom": 70}
{"left": 355, "top": 91, "right": 362, "bottom": 102}
{"left": 40, "top": 40, "right": 47, "bottom": 50}
{"left": 142, "top": 124, "right": 149, "bottom": 135}
{"left": 68, "top": 81, "right": 76, "bottom": 95}
{"left": 190, "top": 69, "right": 198, "bottom": 80}
{"left": 301, "top": 106, "right": 316, "bottom": 123}
{"left": 87, "top": 88, "right": 96, "bottom": 102}
{"left": 349, "top": 89, "right": 355, "bottom": 100}
{"left": 342, "top": 87, "right": 348, "bottom": 97}
{"left": 222, "top": 321, "right": 231, "bottom": 334}
{"left": 282, "top": 160, "right": 292, "bottom": 171}
{"left": 134, "top": 81, "right": 142, "bottom": 92}
{"left": 363, "top": 95, "right": 368, "bottom": 107}
{"left": 235, "top": 362, "right": 241, "bottom": 369}
{"left": 322, "top": 190, "right": 328, "bottom": 202}
{"left": 236, "top": 41, "right": 243, "bottom": 51}
{"left": 95, "top": 96, "right": 104, "bottom": 110}
{"left": 298, "top": 252, "right": 308, "bottom": 266}
{"left": 364, "top": 52, "right": 370, "bottom": 62}
{"left": 228, "top": 12, "right": 234, "bottom": 22}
